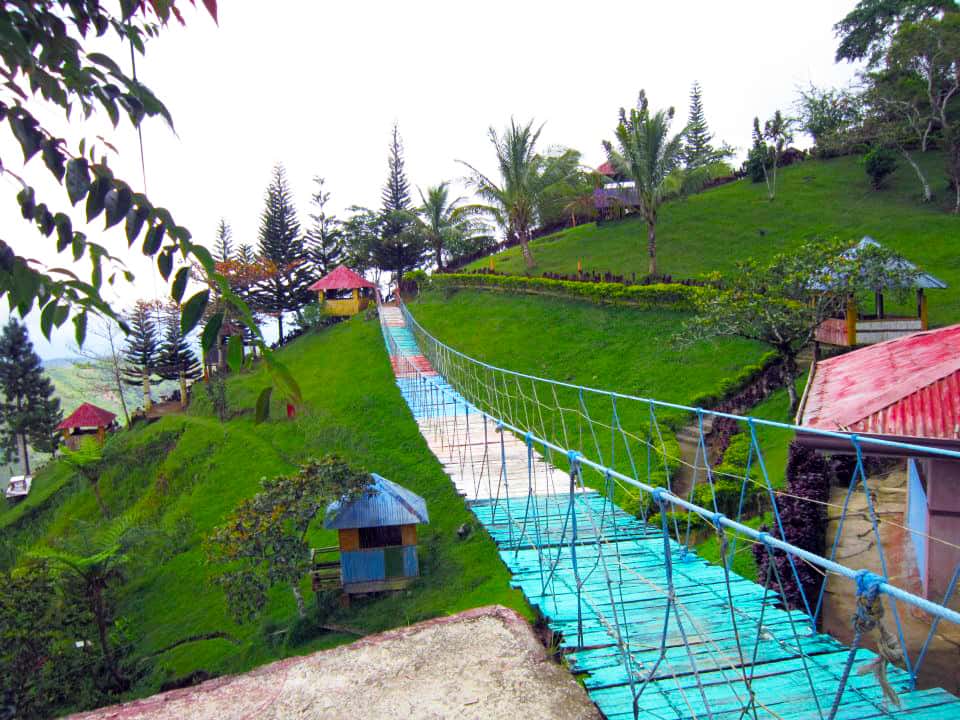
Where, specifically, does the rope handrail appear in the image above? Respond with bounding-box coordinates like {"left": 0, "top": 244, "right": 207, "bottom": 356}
{"left": 393, "top": 297, "right": 960, "bottom": 627}
{"left": 399, "top": 299, "right": 960, "bottom": 462}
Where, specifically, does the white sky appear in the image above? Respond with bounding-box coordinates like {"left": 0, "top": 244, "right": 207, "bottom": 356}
{"left": 2, "top": 0, "right": 862, "bottom": 359}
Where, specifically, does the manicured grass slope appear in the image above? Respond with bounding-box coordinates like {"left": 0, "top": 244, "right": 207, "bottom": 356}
{"left": 409, "top": 289, "right": 767, "bottom": 507}
{"left": 411, "top": 290, "right": 765, "bottom": 410}
{"left": 470, "top": 152, "right": 960, "bottom": 325}
{"left": 0, "top": 316, "right": 527, "bottom": 706}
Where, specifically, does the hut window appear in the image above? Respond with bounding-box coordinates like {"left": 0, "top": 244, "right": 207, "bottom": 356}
{"left": 359, "top": 525, "right": 403, "bottom": 549}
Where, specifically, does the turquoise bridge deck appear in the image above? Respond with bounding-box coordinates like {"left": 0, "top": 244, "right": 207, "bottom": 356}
{"left": 379, "top": 306, "right": 960, "bottom": 719}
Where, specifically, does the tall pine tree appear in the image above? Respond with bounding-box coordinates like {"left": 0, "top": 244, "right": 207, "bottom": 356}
{"left": 213, "top": 219, "right": 234, "bottom": 263}
{"left": 377, "top": 124, "right": 424, "bottom": 282}
{"left": 247, "top": 164, "right": 313, "bottom": 341}
{"left": 156, "top": 303, "right": 201, "bottom": 409}
{"left": 121, "top": 301, "right": 160, "bottom": 411}
{"left": 237, "top": 244, "right": 256, "bottom": 264}
{"left": 682, "top": 82, "right": 714, "bottom": 169}
{"left": 305, "top": 176, "right": 344, "bottom": 276}
{"left": 0, "top": 318, "right": 61, "bottom": 475}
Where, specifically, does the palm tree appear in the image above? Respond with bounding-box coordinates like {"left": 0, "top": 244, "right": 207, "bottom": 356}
{"left": 416, "top": 183, "right": 483, "bottom": 271}
{"left": 459, "top": 118, "right": 578, "bottom": 269}
{"left": 603, "top": 91, "right": 720, "bottom": 276}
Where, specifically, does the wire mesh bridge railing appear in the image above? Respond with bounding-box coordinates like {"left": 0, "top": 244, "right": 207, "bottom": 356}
{"left": 379, "top": 299, "right": 960, "bottom": 720}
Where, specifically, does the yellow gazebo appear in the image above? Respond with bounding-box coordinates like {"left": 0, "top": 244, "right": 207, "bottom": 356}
{"left": 308, "top": 265, "right": 378, "bottom": 317}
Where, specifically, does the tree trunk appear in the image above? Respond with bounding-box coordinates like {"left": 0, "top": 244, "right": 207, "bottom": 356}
{"left": 783, "top": 353, "right": 800, "bottom": 415}
{"left": 291, "top": 584, "right": 306, "bottom": 619}
{"left": 646, "top": 221, "right": 657, "bottom": 276}
{"left": 20, "top": 433, "right": 30, "bottom": 476}
{"left": 179, "top": 370, "right": 188, "bottom": 410}
{"left": 142, "top": 371, "right": 152, "bottom": 411}
{"left": 769, "top": 157, "right": 778, "bottom": 201}
{"left": 277, "top": 314, "right": 284, "bottom": 345}
{"left": 901, "top": 148, "right": 933, "bottom": 202}
{"left": 90, "top": 479, "right": 108, "bottom": 518}
{"left": 519, "top": 228, "right": 535, "bottom": 268}
{"left": 435, "top": 241, "right": 444, "bottom": 273}
{"left": 91, "top": 582, "right": 124, "bottom": 689}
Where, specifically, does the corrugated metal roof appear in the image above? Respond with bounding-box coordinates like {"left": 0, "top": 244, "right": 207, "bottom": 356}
{"left": 324, "top": 474, "right": 429, "bottom": 529}
{"left": 308, "top": 265, "right": 376, "bottom": 291}
{"left": 809, "top": 237, "right": 947, "bottom": 290}
{"left": 798, "top": 324, "right": 960, "bottom": 439}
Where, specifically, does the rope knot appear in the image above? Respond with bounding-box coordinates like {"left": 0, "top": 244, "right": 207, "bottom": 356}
{"left": 757, "top": 531, "right": 773, "bottom": 546}
{"left": 524, "top": 431, "right": 533, "bottom": 447}
{"left": 567, "top": 450, "right": 581, "bottom": 466}
{"left": 651, "top": 488, "right": 667, "bottom": 508}
{"left": 711, "top": 512, "right": 726, "bottom": 530}
{"left": 854, "top": 569, "right": 885, "bottom": 598}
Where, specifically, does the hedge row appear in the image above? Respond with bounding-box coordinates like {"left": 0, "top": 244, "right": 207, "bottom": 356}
{"left": 687, "top": 351, "right": 781, "bottom": 410}
{"left": 431, "top": 272, "right": 704, "bottom": 311}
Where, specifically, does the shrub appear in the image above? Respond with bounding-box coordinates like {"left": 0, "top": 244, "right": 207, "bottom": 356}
{"left": 430, "top": 273, "right": 704, "bottom": 311}
{"left": 752, "top": 442, "right": 829, "bottom": 610}
{"left": 863, "top": 147, "right": 898, "bottom": 189}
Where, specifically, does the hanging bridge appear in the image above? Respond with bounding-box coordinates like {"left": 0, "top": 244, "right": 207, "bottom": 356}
{"left": 378, "top": 301, "right": 960, "bottom": 720}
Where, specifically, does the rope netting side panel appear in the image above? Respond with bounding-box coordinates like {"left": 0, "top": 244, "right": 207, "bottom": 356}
{"left": 379, "top": 301, "right": 960, "bottom": 720}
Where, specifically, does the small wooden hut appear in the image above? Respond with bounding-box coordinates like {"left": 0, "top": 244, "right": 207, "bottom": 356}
{"left": 323, "top": 474, "right": 428, "bottom": 594}
{"left": 57, "top": 402, "right": 117, "bottom": 450}
{"left": 308, "top": 265, "right": 377, "bottom": 317}
{"left": 813, "top": 238, "right": 947, "bottom": 347}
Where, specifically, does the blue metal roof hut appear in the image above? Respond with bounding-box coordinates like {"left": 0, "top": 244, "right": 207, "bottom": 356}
{"left": 324, "top": 474, "right": 429, "bottom": 594}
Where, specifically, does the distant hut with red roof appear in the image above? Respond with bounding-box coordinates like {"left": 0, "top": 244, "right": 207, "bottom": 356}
{"left": 308, "top": 266, "right": 378, "bottom": 317}
{"left": 57, "top": 402, "right": 117, "bottom": 450}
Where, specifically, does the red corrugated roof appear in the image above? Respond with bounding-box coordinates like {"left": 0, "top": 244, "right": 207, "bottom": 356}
{"left": 57, "top": 402, "right": 116, "bottom": 430}
{"left": 799, "top": 324, "right": 960, "bottom": 440}
{"left": 308, "top": 265, "right": 376, "bottom": 291}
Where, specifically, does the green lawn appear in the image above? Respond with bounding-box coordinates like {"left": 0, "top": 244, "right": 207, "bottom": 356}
{"left": 408, "top": 289, "right": 771, "bottom": 510}
{"left": 0, "top": 316, "right": 528, "bottom": 711}
{"left": 469, "top": 152, "right": 960, "bottom": 326}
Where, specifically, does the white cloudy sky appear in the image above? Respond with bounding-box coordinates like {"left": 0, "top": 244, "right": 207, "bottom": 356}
{"left": 2, "top": 0, "right": 862, "bottom": 358}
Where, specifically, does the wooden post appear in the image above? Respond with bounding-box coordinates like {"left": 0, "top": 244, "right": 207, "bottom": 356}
{"left": 97, "top": 426, "right": 106, "bottom": 445}
{"left": 353, "top": 288, "right": 359, "bottom": 314}
{"left": 489, "top": 257, "right": 495, "bottom": 271}
{"left": 845, "top": 296, "right": 857, "bottom": 346}
{"left": 875, "top": 290, "right": 884, "bottom": 319}
{"left": 577, "top": 258, "right": 583, "bottom": 279}
{"left": 918, "top": 289, "right": 928, "bottom": 330}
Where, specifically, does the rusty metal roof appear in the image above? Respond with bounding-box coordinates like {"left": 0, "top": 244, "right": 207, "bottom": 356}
{"left": 324, "top": 474, "right": 428, "bottom": 529}
{"left": 798, "top": 324, "right": 960, "bottom": 440}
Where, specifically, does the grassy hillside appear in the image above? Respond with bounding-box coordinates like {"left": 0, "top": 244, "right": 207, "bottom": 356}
{"left": 0, "top": 315, "right": 527, "bottom": 712}
{"left": 410, "top": 289, "right": 765, "bottom": 410}
{"left": 470, "top": 152, "right": 960, "bottom": 325}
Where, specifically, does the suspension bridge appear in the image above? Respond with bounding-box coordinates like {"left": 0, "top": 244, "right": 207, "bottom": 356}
{"left": 378, "top": 301, "right": 960, "bottom": 719}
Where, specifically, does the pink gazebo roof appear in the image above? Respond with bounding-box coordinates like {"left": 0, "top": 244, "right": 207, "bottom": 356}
{"left": 798, "top": 324, "right": 960, "bottom": 440}
{"left": 308, "top": 266, "right": 376, "bottom": 292}
{"left": 57, "top": 402, "right": 116, "bottom": 430}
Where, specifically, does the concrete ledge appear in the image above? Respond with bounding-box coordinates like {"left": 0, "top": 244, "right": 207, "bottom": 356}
{"left": 67, "top": 605, "right": 600, "bottom": 720}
